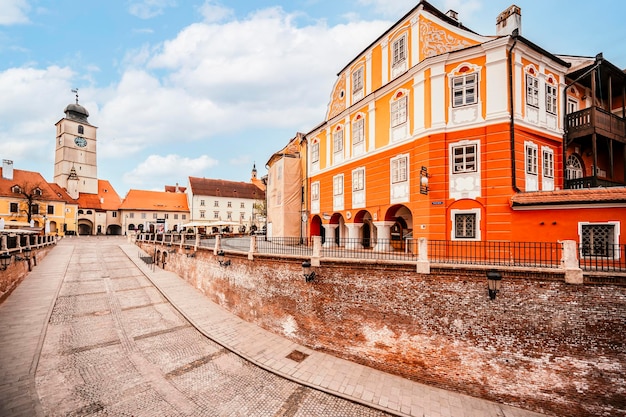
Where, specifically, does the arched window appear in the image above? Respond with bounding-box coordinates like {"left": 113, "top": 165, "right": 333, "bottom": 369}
{"left": 566, "top": 154, "right": 584, "bottom": 180}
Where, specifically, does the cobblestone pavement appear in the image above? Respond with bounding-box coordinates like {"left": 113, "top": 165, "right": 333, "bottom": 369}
{"left": 35, "top": 238, "right": 391, "bottom": 416}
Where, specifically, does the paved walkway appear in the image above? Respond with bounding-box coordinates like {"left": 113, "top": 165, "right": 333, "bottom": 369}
{"left": 0, "top": 237, "right": 548, "bottom": 417}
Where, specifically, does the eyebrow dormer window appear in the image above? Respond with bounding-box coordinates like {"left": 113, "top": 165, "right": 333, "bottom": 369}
{"left": 11, "top": 185, "right": 21, "bottom": 194}
{"left": 33, "top": 188, "right": 42, "bottom": 196}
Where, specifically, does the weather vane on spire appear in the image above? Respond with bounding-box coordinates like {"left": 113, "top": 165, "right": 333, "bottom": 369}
{"left": 71, "top": 88, "right": 79, "bottom": 104}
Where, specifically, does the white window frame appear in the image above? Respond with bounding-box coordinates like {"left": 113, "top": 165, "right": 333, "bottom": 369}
{"left": 392, "top": 34, "right": 406, "bottom": 68}
{"left": 452, "top": 143, "right": 477, "bottom": 174}
{"left": 311, "top": 142, "right": 319, "bottom": 163}
{"left": 352, "top": 67, "right": 363, "bottom": 94}
{"left": 391, "top": 95, "right": 407, "bottom": 128}
{"left": 546, "top": 83, "right": 557, "bottom": 114}
{"left": 526, "top": 74, "right": 539, "bottom": 107}
{"left": 542, "top": 148, "right": 554, "bottom": 179}
{"left": 352, "top": 117, "right": 364, "bottom": 146}
{"left": 567, "top": 97, "right": 578, "bottom": 114}
{"left": 391, "top": 155, "right": 408, "bottom": 184}
{"left": 452, "top": 73, "right": 478, "bottom": 107}
{"left": 352, "top": 168, "right": 364, "bottom": 192}
{"left": 333, "top": 129, "right": 344, "bottom": 154}
{"left": 451, "top": 208, "right": 481, "bottom": 241}
{"left": 333, "top": 175, "right": 344, "bottom": 196}
{"left": 311, "top": 182, "right": 320, "bottom": 202}
{"left": 525, "top": 143, "right": 538, "bottom": 175}
{"left": 578, "top": 221, "right": 620, "bottom": 259}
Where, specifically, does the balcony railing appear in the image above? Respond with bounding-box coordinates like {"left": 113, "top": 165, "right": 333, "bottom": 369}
{"left": 565, "top": 176, "right": 624, "bottom": 189}
{"left": 566, "top": 106, "right": 626, "bottom": 142}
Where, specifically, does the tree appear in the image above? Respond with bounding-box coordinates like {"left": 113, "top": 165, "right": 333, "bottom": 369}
{"left": 11, "top": 181, "right": 49, "bottom": 224}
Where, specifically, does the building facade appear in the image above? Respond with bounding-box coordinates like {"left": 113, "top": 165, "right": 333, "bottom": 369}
{"left": 303, "top": 1, "right": 626, "bottom": 252}
{"left": 186, "top": 172, "right": 265, "bottom": 234}
{"left": 119, "top": 189, "right": 189, "bottom": 234}
{"left": 265, "top": 133, "right": 307, "bottom": 238}
{"left": 52, "top": 97, "right": 123, "bottom": 235}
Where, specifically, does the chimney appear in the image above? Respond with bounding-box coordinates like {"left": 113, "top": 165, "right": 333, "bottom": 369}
{"left": 2, "top": 159, "right": 13, "bottom": 180}
{"left": 496, "top": 5, "right": 522, "bottom": 36}
{"left": 446, "top": 9, "right": 458, "bottom": 21}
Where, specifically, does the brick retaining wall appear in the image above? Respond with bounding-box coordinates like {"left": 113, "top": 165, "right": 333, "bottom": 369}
{"left": 142, "top": 242, "right": 626, "bottom": 417}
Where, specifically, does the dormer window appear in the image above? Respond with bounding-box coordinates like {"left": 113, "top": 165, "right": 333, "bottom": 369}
{"left": 11, "top": 185, "right": 21, "bottom": 194}
{"left": 33, "top": 188, "right": 42, "bottom": 196}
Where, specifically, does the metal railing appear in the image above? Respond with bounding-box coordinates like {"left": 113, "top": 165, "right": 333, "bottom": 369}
{"left": 138, "top": 233, "right": 626, "bottom": 273}
{"left": 427, "top": 240, "right": 562, "bottom": 268}
{"left": 579, "top": 243, "right": 626, "bottom": 272}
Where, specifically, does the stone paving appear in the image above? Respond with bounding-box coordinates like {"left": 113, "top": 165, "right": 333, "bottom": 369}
{"left": 0, "top": 236, "right": 549, "bottom": 417}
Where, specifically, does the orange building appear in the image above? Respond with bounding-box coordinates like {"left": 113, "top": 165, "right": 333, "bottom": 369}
{"left": 304, "top": 1, "right": 626, "bottom": 254}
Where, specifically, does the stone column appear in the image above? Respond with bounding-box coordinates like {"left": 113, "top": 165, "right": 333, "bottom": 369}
{"left": 345, "top": 223, "right": 363, "bottom": 249}
{"left": 416, "top": 237, "right": 430, "bottom": 274}
{"left": 311, "top": 235, "right": 322, "bottom": 267}
{"left": 373, "top": 221, "right": 394, "bottom": 252}
{"left": 561, "top": 240, "right": 583, "bottom": 284}
{"left": 248, "top": 235, "right": 257, "bottom": 260}
{"left": 322, "top": 224, "right": 338, "bottom": 247}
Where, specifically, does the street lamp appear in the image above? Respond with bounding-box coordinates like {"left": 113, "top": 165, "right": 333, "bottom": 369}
{"left": 217, "top": 250, "right": 230, "bottom": 267}
{"left": 0, "top": 252, "right": 11, "bottom": 270}
{"left": 302, "top": 261, "right": 315, "bottom": 282}
{"left": 486, "top": 270, "right": 502, "bottom": 300}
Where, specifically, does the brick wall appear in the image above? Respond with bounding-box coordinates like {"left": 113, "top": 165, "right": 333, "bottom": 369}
{"left": 144, "top": 243, "right": 626, "bottom": 417}
{"left": 0, "top": 246, "right": 55, "bottom": 303}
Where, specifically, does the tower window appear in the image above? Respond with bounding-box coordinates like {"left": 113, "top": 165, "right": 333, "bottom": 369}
{"left": 78, "top": 125, "right": 84, "bottom": 134}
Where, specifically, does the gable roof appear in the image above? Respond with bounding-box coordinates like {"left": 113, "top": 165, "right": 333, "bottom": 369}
{"left": 0, "top": 168, "right": 65, "bottom": 201}
{"left": 47, "top": 182, "right": 76, "bottom": 204}
{"left": 511, "top": 187, "right": 626, "bottom": 207}
{"left": 74, "top": 180, "right": 122, "bottom": 211}
{"left": 188, "top": 177, "right": 265, "bottom": 200}
{"left": 120, "top": 189, "right": 189, "bottom": 212}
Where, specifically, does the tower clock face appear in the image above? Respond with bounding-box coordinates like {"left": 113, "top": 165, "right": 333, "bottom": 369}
{"left": 74, "top": 136, "right": 87, "bottom": 147}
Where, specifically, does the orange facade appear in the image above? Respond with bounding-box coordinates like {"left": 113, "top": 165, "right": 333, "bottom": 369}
{"left": 303, "top": 2, "right": 626, "bottom": 249}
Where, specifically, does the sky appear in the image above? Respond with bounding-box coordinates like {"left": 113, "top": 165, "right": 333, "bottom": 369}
{"left": 1, "top": 0, "right": 625, "bottom": 197}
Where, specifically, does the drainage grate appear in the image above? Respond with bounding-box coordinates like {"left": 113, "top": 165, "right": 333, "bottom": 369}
{"left": 286, "top": 350, "right": 309, "bottom": 363}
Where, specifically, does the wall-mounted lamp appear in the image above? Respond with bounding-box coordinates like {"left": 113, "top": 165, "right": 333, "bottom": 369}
{"left": 184, "top": 246, "right": 195, "bottom": 258}
{"left": 217, "top": 250, "right": 231, "bottom": 267}
{"left": 0, "top": 252, "right": 11, "bottom": 270}
{"left": 15, "top": 248, "right": 31, "bottom": 262}
{"left": 302, "top": 261, "right": 315, "bottom": 282}
{"left": 420, "top": 166, "right": 430, "bottom": 195}
{"left": 486, "top": 270, "right": 502, "bottom": 300}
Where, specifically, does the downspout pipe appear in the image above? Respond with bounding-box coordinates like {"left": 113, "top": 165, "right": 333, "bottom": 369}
{"left": 508, "top": 29, "right": 520, "bottom": 192}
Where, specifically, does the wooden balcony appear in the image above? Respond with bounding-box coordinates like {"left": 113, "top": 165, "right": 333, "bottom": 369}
{"left": 566, "top": 106, "right": 626, "bottom": 143}
{"left": 565, "top": 176, "right": 624, "bottom": 189}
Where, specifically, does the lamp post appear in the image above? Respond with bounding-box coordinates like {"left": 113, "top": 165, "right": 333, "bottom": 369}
{"left": 217, "top": 250, "right": 230, "bottom": 267}
{"left": 486, "top": 270, "right": 502, "bottom": 300}
{"left": 0, "top": 252, "right": 11, "bottom": 270}
{"left": 302, "top": 261, "right": 315, "bottom": 282}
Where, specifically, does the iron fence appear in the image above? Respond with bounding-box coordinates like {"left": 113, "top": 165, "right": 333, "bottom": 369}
{"left": 256, "top": 237, "right": 314, "bottom": 257}
{"left": 427, "top": 240, "right": 563, "bottom": 268}
{"left": 321, "top": 238, "right": 418, "bottom": 261}
{"left": 579, "top": 243, "right": 626, "bottom": 272}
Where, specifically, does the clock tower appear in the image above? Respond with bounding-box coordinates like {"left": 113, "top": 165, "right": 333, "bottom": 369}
{"left": 54, "top": 95, "right": 98, "bottom": 199}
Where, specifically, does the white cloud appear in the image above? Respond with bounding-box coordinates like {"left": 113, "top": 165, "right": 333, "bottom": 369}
{"left": 128, "top": 0, "right": 177, "bottom": 19}
{"left": 356, "top": 0, "right": 416, "bottom": 19}
{"left": 122, "top": 154, "right": 219, "bottom": 189}
{"left": 198, "top": 0, "right": 233, "bottom": 23}
{"left": 0, "top": 0, "right": 30, "bottom": 25}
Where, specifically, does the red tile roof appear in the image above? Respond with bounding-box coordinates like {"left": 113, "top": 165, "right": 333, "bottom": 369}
{"left": 511, "top": 187, "right": 626, "bottom": 206}
{"left": 165, "top": 184, "right": 187, "bottom": 193}
{"left": 120, "top": 189, "right": 189, "bottom": 212}
{"left": 75, "top": 180, "right": 122, "bottom": 211}
{"left": 188, "top": 177, "right": 265, "bottom": 199}
{"left": 0, "top": 168, "right": 65, "bottom": 201}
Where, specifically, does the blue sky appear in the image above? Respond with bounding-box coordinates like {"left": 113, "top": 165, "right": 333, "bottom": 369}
{"left": 1, "top": 0, "right": 625, "bottom": 197}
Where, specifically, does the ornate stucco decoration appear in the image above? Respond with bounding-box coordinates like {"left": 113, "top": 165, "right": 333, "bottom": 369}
{"left": 420, "top": 19, "right": 472, "bottom": 59}
{"left": 327, "top": 74, "right": 347, "bottom": 120}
